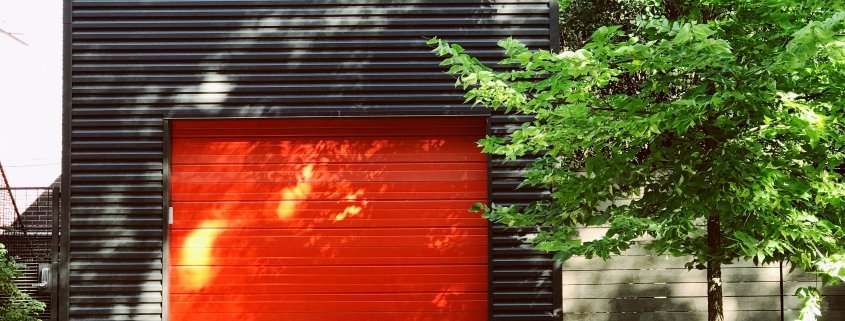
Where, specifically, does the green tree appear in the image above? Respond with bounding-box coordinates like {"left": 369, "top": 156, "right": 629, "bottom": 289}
{"left": 0, "top": 244, "right": 45, "bottom": 321}
{"left": 430, "top": 1, "right": 845, "bottom": 320}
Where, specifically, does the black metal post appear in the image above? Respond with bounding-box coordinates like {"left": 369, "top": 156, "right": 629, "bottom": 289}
{"left": 51, "top": 187, "right": 60, "bottom": 321}
{"left": 780, "top": 260, "right": 785, "bottom": 321}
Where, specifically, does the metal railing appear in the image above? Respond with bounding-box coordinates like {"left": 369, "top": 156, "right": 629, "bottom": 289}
{"left": 0, "top": 186, "right": 60, "bottom": 321}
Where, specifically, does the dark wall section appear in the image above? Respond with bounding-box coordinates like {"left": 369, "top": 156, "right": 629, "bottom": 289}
{"left": 66, "top": 1, "right": 557, "bottom": 320}
{"left": 490, "top": 112, "right": 560, "bottom": 321}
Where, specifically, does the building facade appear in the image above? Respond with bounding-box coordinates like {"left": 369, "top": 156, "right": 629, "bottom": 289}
{"left": 63, "top": 1, "right": 560, "bottom": 320}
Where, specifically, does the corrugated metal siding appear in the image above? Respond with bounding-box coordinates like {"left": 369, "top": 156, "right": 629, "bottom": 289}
{"left": 489, "top": 112, "right": 559, "bottom": 321}
{"left": 66, "top": 1, "right": 556, "bottom": 321}
{"left": 69, "top": 0, "right": 552, "bottom": 118}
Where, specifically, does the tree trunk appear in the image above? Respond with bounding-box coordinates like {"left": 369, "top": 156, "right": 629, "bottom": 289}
{"left": 707, "top": 214, "right": 724, "bottom": 321}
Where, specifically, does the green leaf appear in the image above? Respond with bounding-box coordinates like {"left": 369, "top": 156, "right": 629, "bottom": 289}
{"left": 469, "top": 202, "right": 487, "bottom": 213}
{"left": 673, "top": 23, "right": 692, "bottom": 43}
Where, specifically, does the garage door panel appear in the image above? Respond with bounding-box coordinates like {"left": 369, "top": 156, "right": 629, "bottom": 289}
{"left": 171, "top": 292, "right": 488, "bottom": 301}
{"left": 170, "top": 265, "right": 489, "bottom": 277}
{"left": 172, "top": 234, "right": 488, "bottom": 247}
{"left": 171, "top": 256, "right": 488, "bottom": 266}
{"left": 173, "top": 191, "right": 486, "bottom": 201}
{"left": 171, "top": 218, "right": 488, "bottom": 229}
{"left": 173, "top": 162, "right": 486, "bottom": 172}
{"left": 178, "top": 312, "right": 485, "bottom": 321}
{"left": 171, "top": 246, "right": 488, "bottom": 259}
{"left": 171, "top": 200, "right": 485, "bottom": 222}
{"left": 171, "top": 227, "right": 488, "bottom": 237}
{"left": 174, "top": 153, "right": 486, "bottom": 164}
{"left": 175, "top": 126, "right": 486, "bottom": 137}
{"left": 172, "top": 180, "right": 487, "bottom": 191}
{"left": 174, "top": 199, "right": 482, "bottom": 212}
{"left": 173, "top": 190, "right": 486, "bottom": 202}
{"left": 171, "top": 169, "right": 486, "bottom": 183}
{"left": 171, "top": 273, "right": 489, "bottom": 286}
{"left": 171, "top": 300, "right": 488, "bottom": 313}
{"left": 170, "top": 117, "right": 487, "bottom": 321}
{"left": 172, "top": 180, "right": 487, "bottom": 200}
{"left": 173, "top": 137, "right": 484, "bottom": 158}
{"left": 171, "top": 208, "right": 484, "bottom": 221}
{"left": 173, "top": 117, "right": 484, "bottom": 137}
{"left": 170, "top": 283, "right": 488, "bottom": 295}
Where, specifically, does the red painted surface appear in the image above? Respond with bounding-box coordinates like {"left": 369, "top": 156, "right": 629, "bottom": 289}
{"left": 170, "top": 117, "right": 488, "bottom": 321}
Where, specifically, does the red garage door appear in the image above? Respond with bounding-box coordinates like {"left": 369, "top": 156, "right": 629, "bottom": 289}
{"left": 169, "top": 117, "right": 488, "bottom": 321}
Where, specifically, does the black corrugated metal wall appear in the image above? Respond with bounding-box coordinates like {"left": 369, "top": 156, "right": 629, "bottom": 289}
{"left": 64, "top": 1, "right": 559, "bottom": 321}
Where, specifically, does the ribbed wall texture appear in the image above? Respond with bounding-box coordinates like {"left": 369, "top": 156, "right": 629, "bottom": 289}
{"left": 561, "top": 230, "right": 845, "bottom": 321}
{"left": 66, "top": 1, "right": 556, "bottom": 321}
{"left": 489, "top": 112, "right": 559, "bottom": 321}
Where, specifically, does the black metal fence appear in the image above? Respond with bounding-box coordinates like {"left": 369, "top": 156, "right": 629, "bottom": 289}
{"left": 0, "top": 186, "right": 59, "bottom": 321}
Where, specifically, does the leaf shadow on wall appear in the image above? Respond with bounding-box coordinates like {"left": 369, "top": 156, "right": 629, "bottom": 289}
{"left": 71, "top": 1, "right": 526, "bottom": 318}
{"left": 169, "top": 118, "right": 489, "bottom": 320}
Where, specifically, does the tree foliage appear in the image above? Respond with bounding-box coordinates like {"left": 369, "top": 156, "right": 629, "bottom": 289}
{"left": 430, "top": 0, "right": 845, "bottom": 319}
{"left": 0, "top": 244, "right": 45, "bottom": 321}
{"left": 557, "top": 0, "right": 663, "bottom": 50}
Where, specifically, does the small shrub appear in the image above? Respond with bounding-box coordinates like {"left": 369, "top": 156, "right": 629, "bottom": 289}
{"left": 0, "top": 243, "right": 45, "bottom": 321}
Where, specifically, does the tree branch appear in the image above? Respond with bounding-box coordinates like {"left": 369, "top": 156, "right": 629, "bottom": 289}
{"left": 0, "top": 27, "right": 28, "bottom": 46}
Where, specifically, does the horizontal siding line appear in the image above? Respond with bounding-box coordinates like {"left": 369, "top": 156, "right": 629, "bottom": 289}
{"left": 70, "top": 176, "right": 164, "bottom": 183}
{"left": 70, "top": 230, "right": 164, "bottom": 237}
{"left": 70, "top": 185, "right": 163, "bottom": 191}
{"left": 69, "top": 296, "right": 163, "bottom": 304}
{"left": 69, "top": 60, "right": 518, "bottom": 71}
{"left": 71, "top": 108, "right": 487, "bottom": 118}
{"left": 72, "top": 0, "right": 551, "bottom": 7}
{"left": 72, "top": 7, "right": 548, "bottom": 18}
{"left": 71, "top": 132, "right": 164, "bottom": 139}
{"left": 167, "top": 225, "right": 489, "bottom": 230}
{"left": 70, "top": 94, "right": 467, "bottom": 103}
{"left": 70, "top": 211, "right": 164, "bottom": 215}
{"left": 71, "top": 39, "right": 549, "bottom": 50}
{"left": 72, "top": 121, "right": 163, "bottom": 127}
{"left": 69, "top": 51, "right": 514, "bottom": 61}
{"left": 71, "top": 29, "right": 549, "bottom": 39}
{"left": 71, "top": 163, "right": 164, "bottom": 170}
{"left": 70, "top": 104, "right": 480, "bottom": 110}
{"left": 72, "top": 83, "right": 474, "bottom": 92}
{"left": 71, "top": 17, "right": 549, "bottom": 27}
{"left": 69, "top": 71, "right": 480, "bottom": 81}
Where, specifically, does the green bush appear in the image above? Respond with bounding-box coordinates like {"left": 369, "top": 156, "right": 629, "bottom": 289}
{"left": 0, "top": 244, "right": 45, "bottom": 321}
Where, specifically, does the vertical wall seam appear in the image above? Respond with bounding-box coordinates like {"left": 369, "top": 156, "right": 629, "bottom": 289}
{"left": 60, "top": 0, "right": 72, "bottom": 319}
{"left": 485, "top": 115, "right": 495, "bottom": 321}
{"left": 549, "top": 0, "right": 561, "bottom": 52}
{"left": 161, "top": 120, "right": 171, "bottom": 321}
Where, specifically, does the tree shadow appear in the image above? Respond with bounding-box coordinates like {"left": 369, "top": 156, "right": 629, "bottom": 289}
{"left": 168, "top": 117, "right": 488, "bottom": 320}
{"left": 558, "top": 246, "right": 843, "bottom": 321}
{"left": 69, "top": 1, "right": 556, "bottom": 320}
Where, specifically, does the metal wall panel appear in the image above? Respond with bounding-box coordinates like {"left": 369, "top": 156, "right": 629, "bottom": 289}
{"left": 489, "top": 112, "right": 559, "bottom": 321}
{"left": 65, "top": 1, "right": 557, "bottom": 320}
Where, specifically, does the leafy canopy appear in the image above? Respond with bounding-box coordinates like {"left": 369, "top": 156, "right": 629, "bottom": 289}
{"left": 430, "top": 0, "right": 844, "bottom": 319}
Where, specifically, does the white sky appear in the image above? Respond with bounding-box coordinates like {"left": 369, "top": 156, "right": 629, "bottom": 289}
{"left": 0, "top": 2, "right": 62, "bottom": 187}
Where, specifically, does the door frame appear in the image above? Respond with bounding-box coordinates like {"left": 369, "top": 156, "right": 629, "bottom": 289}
{"left": 162, "top": 114, "right": 492, "bottom": 321}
